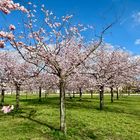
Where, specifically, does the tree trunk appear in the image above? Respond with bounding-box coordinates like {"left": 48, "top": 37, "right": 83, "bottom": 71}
{"left": 45, "top": 91, "right": 47, "bottom": 99}
{"left": 110, "top": 87, "right": 114, "bottom": 103}
{"left": 73, "top": 91, "right": 75, "bottom": 98}
{"left": 15, "top": 83, "right": 20, "bottom": 110}
{"left": 1, "top": 89, "right": 5, "bottom": 106}
{"left": 69, "top": 92, "right": 72, "bottom": 99}
{"left": 99, "top": 85, "right": 104, "bottom": 110}
{"left": 39, "top": 86, "right": 42, "bottom": 102}
{"left": 79, "top": 87, "right": 82, "bottom": 101}
{"left": 116, "top": 87, "right": 119, "bottom": 100}
{"left": 90, "top": 90, "right": 93, "bottom": 99}
{"left": 128, "top": 89, "right": 130, "bottom": 96}
{"left": 59, "top": 79, "right": 66, "bottom": 134}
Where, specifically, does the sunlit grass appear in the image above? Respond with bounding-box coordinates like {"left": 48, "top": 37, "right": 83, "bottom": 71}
{"left": 0, "top": 94, "right": 140, "bottom": 140}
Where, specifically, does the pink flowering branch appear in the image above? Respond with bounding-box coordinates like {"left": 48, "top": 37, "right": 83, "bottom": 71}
{"left": 0, "top": 0, "right": 27, "bottom": 14}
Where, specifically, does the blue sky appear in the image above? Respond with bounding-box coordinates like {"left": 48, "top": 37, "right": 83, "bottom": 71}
{"left": 1, "top": 0, "right": 140, "bottom": 55}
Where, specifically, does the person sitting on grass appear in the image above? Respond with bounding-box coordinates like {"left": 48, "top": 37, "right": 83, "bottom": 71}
{"left": 1, "top": 105, "right": 14, "bottom": 114}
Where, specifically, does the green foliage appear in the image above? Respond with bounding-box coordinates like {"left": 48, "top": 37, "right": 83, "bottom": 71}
{"left": 0, "top": 94, "right": 140, "bottom": 140}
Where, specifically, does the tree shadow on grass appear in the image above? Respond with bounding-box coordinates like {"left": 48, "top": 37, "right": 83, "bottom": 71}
{"left": 17, "top": 107, "right": 98, "bottom": 140}
{"left": 10, "top": 107, "right": 60, "bottom": 132}
{"left": 20, "top": 96, "right": 140, "bottom": 118}
{"left": 102, "top": 106, "right": 140, "bottom": 118}
{"left": 20, "top": 97, "right": 60, "bottom": 108}
{"left": 66, "top": 98, "right": 100, "bottom": 110}
{"left": 20, "top": 97, "right": 97, "bottom": 110}
{"left": 118, "top": 96, "right": 140, "bottom": 102}
{"left": 84, "top": 129, "right": 98, "bottom": 140}
{"left": 20, "top": 115, "right": 59, "bottom": 131}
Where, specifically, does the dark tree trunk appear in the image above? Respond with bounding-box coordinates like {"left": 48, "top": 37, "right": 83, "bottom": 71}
{"left": 126, "top": 87, "right": 129, "bottom": 95}
{"left": 73, "top": 91, "right": 75, "bottom": 98}
{"left": 39, "top": 86, "right": 42, "bottom": 102}
{"left": 79, "top": 87, "right": 82, "bottom": 101}
{"left": 45, "top": 91, "right": 47, "bottom": 99}
{"left": 99, "top": 85, "right": 104, "bottom": 110}
{"left": 59, "top": 79, "right": 66, "bottom": 134}
{"left": 1, "top": 89, "right": 5, "bottom": 106}
{"left": 116, "top": 87, "right": 119, "bottom": 100}
{"left": 15, "top": 83, "right": 21, "bottom": 110}
{"left": 128, "top": 89, "right": 130, "bottom": 96}
{"left": 69, "top": 93, "right": 72, "bottom": 99}
{"left": 90, "top": 90, "right": 93, "bottom": 99}
{"left": 110, "top": 87, "right": 114, "bottom": 103}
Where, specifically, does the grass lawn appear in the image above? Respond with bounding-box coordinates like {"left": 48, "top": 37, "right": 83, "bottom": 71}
{"left": 0, "top": 94, "right": 140, "bottom": 140}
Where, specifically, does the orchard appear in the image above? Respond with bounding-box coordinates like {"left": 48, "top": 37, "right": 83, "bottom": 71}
{"left": 0, "top": 1, "right": 140, "bottom": 140}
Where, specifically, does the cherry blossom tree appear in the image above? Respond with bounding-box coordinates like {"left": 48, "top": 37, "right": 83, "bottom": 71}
{"left": 84, "top": 45, "right": 140, "bottom": 109}
{"left": 29, "top": 73, "right": 45, "bottom": 102}
{"left": 83, "top": 46, "right": 118, "bottom": 109}
{"left": 1, "top": 1, "right": 139, "bottom": 135}
{"left": 0, "top": 52, "right": 9, "bottom": 106}
{"left": 0, "top": 51, "right": 39, "bottom": 109}
{"left": 0, "top": 3, "right": 115, "bottom": 133}
{"left": 67, "top": 70, "right": 92, "bottom": 100}
{"left": 108, "top": 50, "right": 140, "bottom": 100}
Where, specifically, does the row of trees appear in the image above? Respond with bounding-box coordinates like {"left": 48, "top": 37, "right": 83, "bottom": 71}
{"left": 0, "top": 1, "right": 140, "bottom": 134}
{"left": 0, "top": 46, "right": 140, "bottom": 132}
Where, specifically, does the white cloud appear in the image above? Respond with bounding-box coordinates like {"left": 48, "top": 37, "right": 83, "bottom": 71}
{"left": 135, "top": 39, "right": 140, "bottom": 45}
{"left": 104, "top": 43, "right": 114, "bottom": 49}
{"left": 132, "top": 12, "right": 140, "bottom": 24}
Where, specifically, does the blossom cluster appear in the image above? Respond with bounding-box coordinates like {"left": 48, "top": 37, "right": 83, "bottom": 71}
{"left": 0, "top": 40, "right": 5, "bottom": 48}
{"left": 1, "top": 105, "right": 14, "bottom": 114}
{"left": 0, "top": 30, "right": 14, "bottom": 48}
{"left": 0, "top": 31, "right": 14, "bottom": 39}
{"left": 0, "top": 0, "right": 27, "bottom": 14}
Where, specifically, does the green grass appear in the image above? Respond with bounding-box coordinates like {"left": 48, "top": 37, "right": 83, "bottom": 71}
{"left": 0, "top": 94, "right": 140, "bottom": 140}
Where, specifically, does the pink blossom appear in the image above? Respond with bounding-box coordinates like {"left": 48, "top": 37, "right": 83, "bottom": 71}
{"left": 7, "top": 33, "right": 14, "bottom": 40}
{"left": 0, "top": 31, "right": 14, "bottom": 40}
{"left": 1, "top": 105, "right": 14, "bottom": 114}
{"left": 19, "top": 6, "right": 28, "bottom": 13}
{"left": 0, "top": 31, "right": 7, "bottom": 38}
{"left": 0, "top": 0, "right": 27, "bottom": 14}
{"left": 16, "top": 41, "right": 24, "bottom": 46}
{"left": 9, "top": 24, "right": 16, "bottom": 30}
{"left": 11, "top": 105, "right": 14, "bottom": 110}
{"left": 0, "top": 40, "right": 5, "bottom": 48}
{"left": 62, "top": 15, "right": 73, "bottom": 21}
